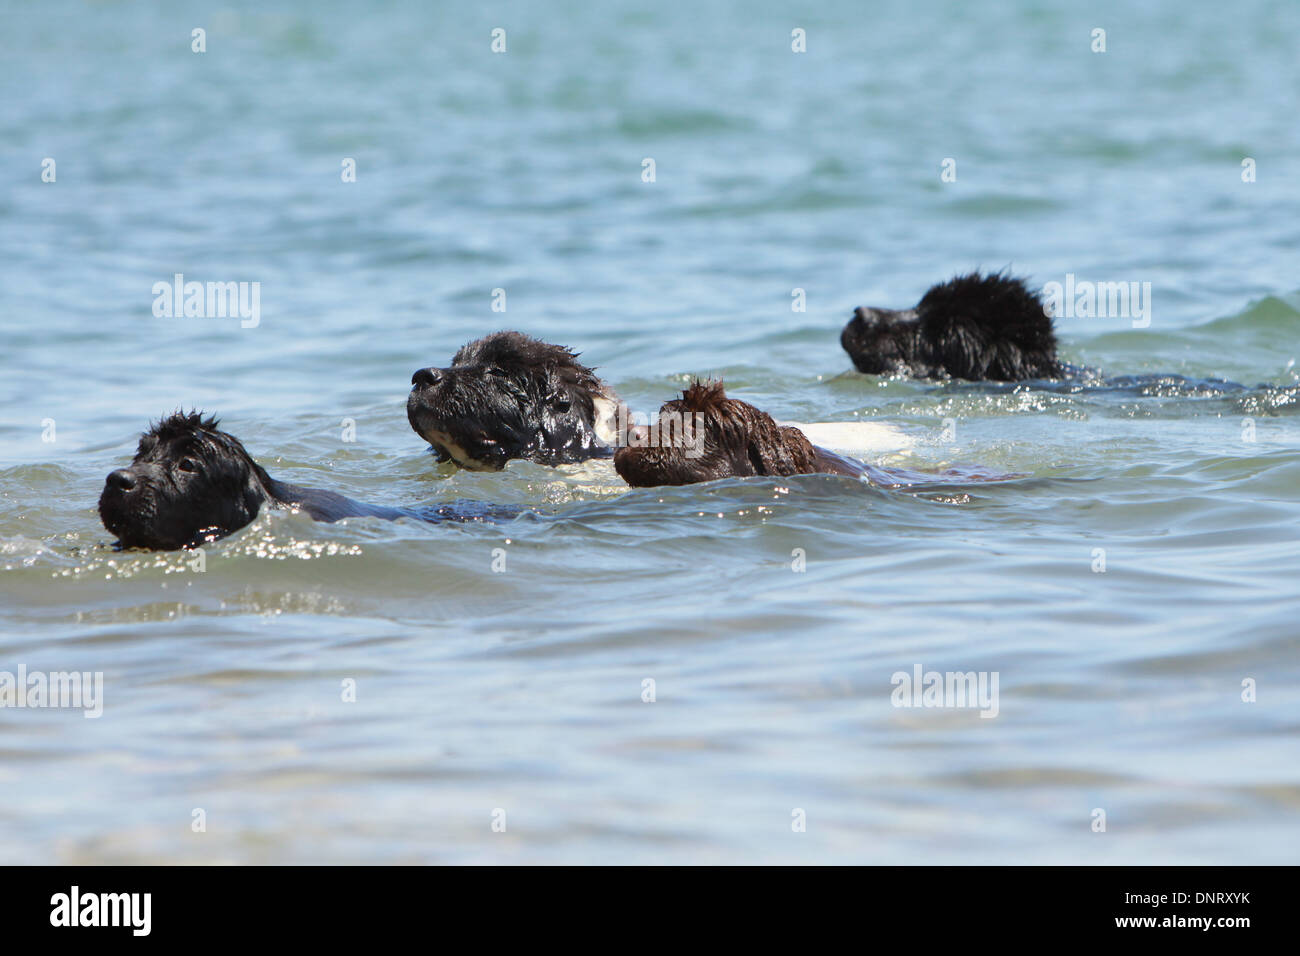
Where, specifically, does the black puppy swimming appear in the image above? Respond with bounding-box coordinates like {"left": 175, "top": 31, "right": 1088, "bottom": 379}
{"left": 99, "top": 412, "right": 505, "bottom": 550}
{"left": 614, "top": 381, "right": 863, "bottom": 486}
{"left": 841, "top": 272, "right": 1062, "bottom": 382}
{"left": 407, "top": 331, "right": 621, "bottom": 470}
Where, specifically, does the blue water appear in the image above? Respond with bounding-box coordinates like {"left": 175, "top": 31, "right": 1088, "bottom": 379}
{"left": 1, "top": 0, "right": 1298, "bottom": 863}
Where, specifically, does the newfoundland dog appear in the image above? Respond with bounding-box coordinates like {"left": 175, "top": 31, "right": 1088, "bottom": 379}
{"left": 99, "top": 412, "right": 505, "bottom": 550}
{"left": 407, "top": 330, "right": 621, "bottom": 470}
{"left": 841, "top": 272, "right": 1062, "bottom": 382}
{"left": 613, "top": 381, "right": 864, "bottom": 486}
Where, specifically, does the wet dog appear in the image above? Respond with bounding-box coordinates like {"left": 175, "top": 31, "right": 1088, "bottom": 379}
{"left": 613, "top": 381, "right": 863, "bottom": 486}
{"left": 99, "top": 412, "right": 505, "bottom": 550}
{"left": 841, "top": 272, "right": 1062, "bottom": 381}
{"left": 407, "top": 331, "right": 620, "bottom": 470}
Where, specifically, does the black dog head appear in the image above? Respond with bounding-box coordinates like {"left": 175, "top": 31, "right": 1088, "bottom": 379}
{"left": 614, "top": 381, "right": 826, "bottom": 487}
{"left": 840, "top": 304, "right": 924, "bottom": 376}
{"left": 98, "top": 412, "right": 273, "bottom": 550}
{"left": 407, "top": 331, "right": 616, "bottom": 470}
{"left": 842, "top": 272, "right": 1060, "bottom": 381}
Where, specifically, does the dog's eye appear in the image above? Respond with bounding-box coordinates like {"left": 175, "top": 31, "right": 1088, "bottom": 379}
{"left": 177, "top": 458, "right": 200, "bottom": 474}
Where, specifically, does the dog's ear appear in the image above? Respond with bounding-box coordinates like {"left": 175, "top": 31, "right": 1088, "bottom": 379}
{"left": 240, "top": 462, "right": 271, "bottom": 520}
{"left": 743, "top": 422, "right": 821, "bottom": 477}
{"left": 206, "top": 433, "right": 273, "bottom": 526}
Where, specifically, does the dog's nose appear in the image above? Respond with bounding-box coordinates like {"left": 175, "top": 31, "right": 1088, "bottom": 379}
{"left": 412, "top": 367, "right": 443, "bottom": 388}
{"left": 106, "top": 469, "right": 136, "bottom": 492}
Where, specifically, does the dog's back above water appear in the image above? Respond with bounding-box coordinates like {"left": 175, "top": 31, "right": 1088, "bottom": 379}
{"left": 841, "top": 272, "right": 1063, "bottom": 382}
{"left": 614, "top": 381, "right": 866, "bottom": 486}
{"left": 840, "top": 271, "right": 1273, "bottom": 396}
{"left": 98, "top": 412, "right": 509, "bottom": 550}
{"left": 613, "top": 380, "right": 1021, "bottom": 489}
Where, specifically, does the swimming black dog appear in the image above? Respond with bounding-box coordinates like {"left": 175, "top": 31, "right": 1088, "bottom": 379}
{"left": 407, "top": 331, "right": 621, "bottom": 470}
{"left": 613, "top": 381, "right": 863, "bottom": 486}
{"left": 841, "top": 272, "right": 1063, "bottom": 381}
{"left": 99, "top": 412, "right": 506, "bottom": 550}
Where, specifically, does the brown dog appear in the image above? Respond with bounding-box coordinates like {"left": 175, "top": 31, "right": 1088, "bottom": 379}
{"left": 613, "top": 381, "right": 863, "bottom": 487}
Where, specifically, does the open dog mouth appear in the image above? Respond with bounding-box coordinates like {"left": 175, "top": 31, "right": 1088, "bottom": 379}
{"left": 421, "top": 425, "right": 507, "bottom": 471}
{"left": 407, "top": 391, "right": 500, "bottom": 469}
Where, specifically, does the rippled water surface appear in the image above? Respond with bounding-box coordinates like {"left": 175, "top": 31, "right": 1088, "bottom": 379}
{"left": 1, "top": 0, "right": 1299, "bottom": 864}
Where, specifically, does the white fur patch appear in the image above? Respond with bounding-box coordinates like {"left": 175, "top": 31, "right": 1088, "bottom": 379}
{"left": 592, "top": 392, "right": 620, "bottom": 445}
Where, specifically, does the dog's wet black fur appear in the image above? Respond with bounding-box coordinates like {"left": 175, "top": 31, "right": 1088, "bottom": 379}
{"left": 613, "top": 381, "right": 864, "bottom": 487}
{"left": 840, "top": 273, "right": 1295, "bottom": 400}
{"left": 841, "top": 272, "right": 1063, "bottom": 382}
{"left": 407, "top": 330, "right": 619, "bottom": 470}
{"left": 99, "top": 412, "right": 510, "bottom": 551}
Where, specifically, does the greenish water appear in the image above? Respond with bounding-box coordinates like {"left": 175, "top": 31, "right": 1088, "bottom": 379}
{"left": 1, "top": 0, "right": 1298, "bottom": 863}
